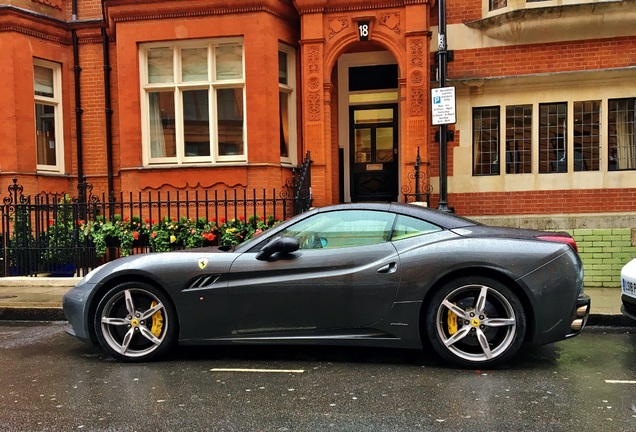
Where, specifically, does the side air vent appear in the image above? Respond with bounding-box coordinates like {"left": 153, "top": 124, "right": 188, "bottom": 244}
{"left": 185, "top": 275, "right": 221, "bottom": 290}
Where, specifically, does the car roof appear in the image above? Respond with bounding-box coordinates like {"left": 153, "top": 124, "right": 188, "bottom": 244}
{"left": 308, "top": 202, "right": 478, "bottom": 230}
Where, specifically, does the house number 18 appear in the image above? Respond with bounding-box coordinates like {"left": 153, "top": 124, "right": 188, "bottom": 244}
{"left": 358, "top": 21, "right": 370, "bottom": 41}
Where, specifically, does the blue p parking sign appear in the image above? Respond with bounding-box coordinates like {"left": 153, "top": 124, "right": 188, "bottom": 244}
{"left": 431, "top": 87, "right": 456, "bottom": 125}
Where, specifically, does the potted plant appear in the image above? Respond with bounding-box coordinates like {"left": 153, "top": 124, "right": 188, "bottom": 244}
{"left": 8, "top": 204, "right": 36, "bottom": 276}
{"left": 45, "top": 194, "right": 77, "bottom": 276}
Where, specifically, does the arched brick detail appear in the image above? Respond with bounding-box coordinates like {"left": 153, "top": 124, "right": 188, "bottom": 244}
{"left": 296, "top": 1, "right": 433, "bottom": 205}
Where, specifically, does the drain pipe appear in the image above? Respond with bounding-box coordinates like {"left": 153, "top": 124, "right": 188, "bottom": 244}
{"left": 72, "top": 1, "right": 84, "bottom": 201}
{"left": 101, "top": 27, "right": 114, "bottom": 203}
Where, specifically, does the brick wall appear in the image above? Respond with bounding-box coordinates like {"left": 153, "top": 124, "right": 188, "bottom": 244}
{"left": 450, "top": 37, "right": 636, "bottom": 80}
{"left": 569, "top": 228, "right": 636, "bottom": 288}
{"left": 440, "top": 188, "right": 636, "bottom": 216}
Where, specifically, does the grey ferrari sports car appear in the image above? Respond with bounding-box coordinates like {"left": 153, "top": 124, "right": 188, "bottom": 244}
{"left": 63, "top": 202, "right": 590, "bottom": 368}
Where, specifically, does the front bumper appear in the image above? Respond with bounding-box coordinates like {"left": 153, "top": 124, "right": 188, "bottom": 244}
{"left": 62, "top": 281, "right": 97, "bottom": 345}
{"left": 621, "top": 294, "right": 636, "bottom": 321}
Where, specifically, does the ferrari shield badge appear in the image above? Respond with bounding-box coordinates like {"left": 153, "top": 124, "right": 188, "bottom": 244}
{"left": 198, "top": 258, "right": 208, "bottom": 270}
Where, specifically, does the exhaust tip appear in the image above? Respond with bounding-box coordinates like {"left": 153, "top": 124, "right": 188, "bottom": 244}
{"left": 577, "top": 305, "right": 589, "bottom": 317}
{"left": 571, "top": 318, "right": 584, "bottom": 331}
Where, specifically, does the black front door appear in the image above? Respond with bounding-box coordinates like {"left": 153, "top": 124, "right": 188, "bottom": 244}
{"left": 350, "top": 104, "right": 398, "bottom": 202}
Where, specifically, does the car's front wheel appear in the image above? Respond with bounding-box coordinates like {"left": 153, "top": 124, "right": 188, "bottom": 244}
{"left": 425, "top": 276, "right": 526, "bottom": 368}
{"left": 94, "top": 282, "right": 177, "bottom": 362}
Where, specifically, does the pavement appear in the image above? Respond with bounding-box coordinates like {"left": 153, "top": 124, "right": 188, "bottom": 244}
{"left": 0, "top": 277, "right": 634, "bottom": 326}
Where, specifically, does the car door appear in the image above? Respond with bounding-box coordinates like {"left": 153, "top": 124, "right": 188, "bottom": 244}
{"left": 227, "top": 209, "right": 401, "bottom": 335}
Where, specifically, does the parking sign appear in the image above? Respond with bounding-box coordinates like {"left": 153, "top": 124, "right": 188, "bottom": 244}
{"left": 431, "top": 87, "right": 456, "bottom": 125}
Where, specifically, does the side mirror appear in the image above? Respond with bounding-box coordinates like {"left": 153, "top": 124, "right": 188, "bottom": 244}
{"left": 255, "top": 236, "right": 300, "bottom": 261}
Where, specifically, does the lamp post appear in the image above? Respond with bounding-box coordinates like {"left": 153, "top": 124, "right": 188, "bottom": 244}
{"left": 436, "top": 0, "right": 451, "bottom": 212}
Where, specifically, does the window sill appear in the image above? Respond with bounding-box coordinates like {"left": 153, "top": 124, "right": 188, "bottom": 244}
{"left": 468, "top": 1, "right": 634, "bottom": 43}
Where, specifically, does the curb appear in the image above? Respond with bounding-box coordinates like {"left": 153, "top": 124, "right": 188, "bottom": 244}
{"left": 0, "top": 307, "right": 66, "bottom": 321}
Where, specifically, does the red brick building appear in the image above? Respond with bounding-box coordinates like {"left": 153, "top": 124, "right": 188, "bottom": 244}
{"left": 1, "top": 0, "right": 635, "bottom": 217}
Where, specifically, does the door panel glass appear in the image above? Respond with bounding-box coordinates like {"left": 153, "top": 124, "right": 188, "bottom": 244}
{"left": 354, "top": 108, "right": 393, "bottom": 124}
{"left": 355, "top": 129, "right": 371, "bottom": 163}
{"left": 376, "top": 127, "right": 394, "bottom": 162}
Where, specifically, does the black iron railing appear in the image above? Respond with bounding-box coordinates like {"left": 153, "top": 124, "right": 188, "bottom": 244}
{"left": 1, "top": 158, "right": 313, "bottom": 277}
{"left": 402, "top": 147, "right": 432, "bottom": 206}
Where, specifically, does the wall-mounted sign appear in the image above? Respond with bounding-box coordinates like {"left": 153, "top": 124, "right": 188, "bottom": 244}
{"left": 431, "top": 86, "right": 456, "bottom": 125}
{"left": 358, "top": 21, "right": 370, "bottom": 41}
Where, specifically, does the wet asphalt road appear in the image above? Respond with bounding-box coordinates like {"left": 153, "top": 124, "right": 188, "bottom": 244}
{"left": 0, "top": 322, "right": 634, "bottom": 432}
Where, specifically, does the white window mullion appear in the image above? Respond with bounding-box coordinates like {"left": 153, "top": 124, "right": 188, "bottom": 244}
{"left": 209, "top": 85, "right": 217, "bottom": 162}
{"left": 174, "top": 86, "right": 185, "bottom": 163}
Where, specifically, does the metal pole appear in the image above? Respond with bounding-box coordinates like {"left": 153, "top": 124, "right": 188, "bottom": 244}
{"left": 437, "top": 0, "right": 451, "bottom": 212}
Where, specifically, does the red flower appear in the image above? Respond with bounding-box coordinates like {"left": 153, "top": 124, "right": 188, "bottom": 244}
{"left": 238, "top": 215, "right": 245, "bottom": 221}
{"left": 145, "top": 219, "right": 150, "bottom": 223}
{"left": 151, "top": 231, "right": 157, "bottom": 239}
{"left": 220, "top": 218, "right": 226, "bottom": 224}
{"left": 78, "top": 220, "right": 85, "bottom": 226}
{"left": 123, "top": 216, "right": 129, "bottom": 222}
{"left": 132, "top": 231, "right": 140, "bottom": 241}
{"left": 202, "top": 232, "right": 216, "bottom": 241}
{"left": 49, "top": 219, "right": 54, "bottom": 226}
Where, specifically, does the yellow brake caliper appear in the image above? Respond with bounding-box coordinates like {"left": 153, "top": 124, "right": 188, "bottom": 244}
{"left": 149, "top": 301, "right": 164, "bottom": 337}
{"left": 447, "top": 304, "right": 458, "bottom": 335}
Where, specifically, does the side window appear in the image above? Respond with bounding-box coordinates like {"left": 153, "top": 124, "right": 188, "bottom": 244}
{"left": 390, "top": 214, "right": 441, "bottom": 241}
{"left": 278, "top": 210, "right": 395, "bottom": 249}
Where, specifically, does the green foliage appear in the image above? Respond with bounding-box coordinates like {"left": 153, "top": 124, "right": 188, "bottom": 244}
{"left": 45, "top": 194, "right": 77, "bottom": 264}
{"left": 218, "top": 214, "right": 280, "bottom": 246}
{"left": 78, "top": 212, "right": 279, "bottom": 256}
{"left": 9, "top": 204, "right": 36, "bottom": 268}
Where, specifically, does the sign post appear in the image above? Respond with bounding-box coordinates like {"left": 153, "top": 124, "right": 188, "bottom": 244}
{"left": 436, "top": 0, "right": 452, "bottom": 212}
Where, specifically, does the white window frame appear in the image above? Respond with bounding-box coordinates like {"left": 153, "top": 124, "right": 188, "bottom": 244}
{"left": 34, "top": 58, "right": 64, "bottom": 173}
{"left": 139, "top": 38, "right": 247, "bottom": 166}
{"left": 278, "top": 43, "right": 297, "bottom": 165}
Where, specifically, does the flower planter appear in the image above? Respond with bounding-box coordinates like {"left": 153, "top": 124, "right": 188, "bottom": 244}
{"left": 49, "top": 263, "right": 76, "bottom": 277}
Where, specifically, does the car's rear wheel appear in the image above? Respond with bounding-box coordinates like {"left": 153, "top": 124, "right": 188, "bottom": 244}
{"left": 425, "top": 276, "right": 526, "bottom": 368}
{"left": 94, "top": 282, "right": 177, "bottom": 362}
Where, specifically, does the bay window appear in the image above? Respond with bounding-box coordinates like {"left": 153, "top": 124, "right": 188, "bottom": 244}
{"left": 141, "top": 39, "right": 245, "bottom": 165}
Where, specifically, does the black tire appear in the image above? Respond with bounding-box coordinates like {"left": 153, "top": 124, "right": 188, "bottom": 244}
{"left": 94, "top": 281, "right": 177, "bottom": 362}
{"left": 425, "top": 276, "right": 526, "bottom": 368}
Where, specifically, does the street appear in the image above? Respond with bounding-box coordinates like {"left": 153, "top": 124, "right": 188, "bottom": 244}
{"left": 0, "top": 322, "right": 634, "bottom": 432}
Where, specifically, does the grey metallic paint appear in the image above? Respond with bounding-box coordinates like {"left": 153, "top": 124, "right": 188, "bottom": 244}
{"left": 63, "top": 203, "right": 589, "bottom": 355}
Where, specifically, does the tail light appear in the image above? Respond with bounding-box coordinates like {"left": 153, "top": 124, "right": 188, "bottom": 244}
{"left": 537, "top": 235, "right": 578, "bottom": 253}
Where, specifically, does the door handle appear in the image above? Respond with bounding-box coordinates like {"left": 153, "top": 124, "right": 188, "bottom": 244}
{"left": 377, "top": 262, "right": 397, "bottom": 274}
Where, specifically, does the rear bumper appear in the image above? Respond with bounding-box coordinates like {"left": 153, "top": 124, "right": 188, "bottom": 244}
{"left": 565, "top": 294, "right": 591, "bottom": 337}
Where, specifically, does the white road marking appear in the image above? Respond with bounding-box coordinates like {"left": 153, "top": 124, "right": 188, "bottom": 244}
{"left": 210, "top": 368, "right": 305, "bottom": 373}
{"left": 604, "top": 380, "right": 636, "bottom": 384}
